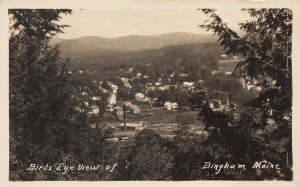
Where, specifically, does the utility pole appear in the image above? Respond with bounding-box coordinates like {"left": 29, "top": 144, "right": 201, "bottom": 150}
{"left": 122, "top": 104, "right": 127, "bottom": 131}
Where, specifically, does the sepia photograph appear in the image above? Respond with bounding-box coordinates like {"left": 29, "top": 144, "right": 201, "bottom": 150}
{"left": 3, "top": 0, "right": 298, "bottom": 183}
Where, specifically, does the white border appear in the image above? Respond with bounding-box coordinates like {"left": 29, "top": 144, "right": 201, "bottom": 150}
{"left": 0, "top": 0, "right": 299, "bottom": 186}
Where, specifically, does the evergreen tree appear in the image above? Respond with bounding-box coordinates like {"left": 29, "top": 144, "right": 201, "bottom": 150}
{"left": 199, "top": 9, "right": 292, "bottom": 179}
{"left": 9, "top": 9, "right": 73, "bottom": 180}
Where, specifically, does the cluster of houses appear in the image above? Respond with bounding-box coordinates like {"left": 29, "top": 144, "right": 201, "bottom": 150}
{"left": 145, "top": 80, "right": 200, "bottom": 93}
{"left": 75, "top": 65, "right": 245, "bottom": 123}
{"left": 238, "top": 77, "right": 262, "bottom": 92}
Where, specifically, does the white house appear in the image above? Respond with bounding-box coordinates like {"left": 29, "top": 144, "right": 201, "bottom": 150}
{"left": 127, "top": 67, "right": 133, "bottom": 73}
{"left": 147, "top": 86, "right": 156, "bottom": 91}
{"left": 246, "top": 85, "right": 255, "bottom": 90}
{"left": 107, "top": 94, "right": 117, "bottom": 105}
{"left": 89, "top": 105, "right": 99, "bottom": 114}
{"left": 136, "top": 72, "right": 142, "bottom": 77}
{"left": 135, "top": 93, "right": 145, "bottom": 102}
{"left": 255, "top": 86, "right": 262, "bottom": 91}
{"left": 120, "top": 77, "right": 129, "bottom": 83}
{"left": 130, "top": 104, "right": 141, "bottom": 114}
{"left": 111, "top": 85, "right": 118, "bottom": 94}
{"left": 164, "top": 102, "right": 178, "bottom": 111}
{"left": 158, "top": 86, "right": 165, "bottom": 91}
{"left": 123, "top": 101, "right": 132, "bottom": 107}
{"left": 92, "top": 96, "right": 101, "bottom": 101}
{"left": 183, "top": 82, "right": 195, "bottom": 87}
{"left": 211, "top": 70, "right": 222, "bottom": 75}
{"left": 179, "top": 73, "right": 188, "bottom": 77}
{"left": 143, "top": 97, "right": 150, "bottom": 102}
{"left": 124, "top": 82, "right": 132, "bottom": 89}
{"left": 163, "top": 85, "right": 170, "bottom": 90}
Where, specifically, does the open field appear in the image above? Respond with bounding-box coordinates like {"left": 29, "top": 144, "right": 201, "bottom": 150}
{"left": 124, "top": 104, "right": 204, "bottom": 125}
{"left": 218, "top": 59, "right": 241, "bottom": 72}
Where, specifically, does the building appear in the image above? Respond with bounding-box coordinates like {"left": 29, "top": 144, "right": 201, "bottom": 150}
{"left": 136, "top": 72, "right": 142, "bottom": 77}
{"left": 164, "top": 102, "right": 178, "bottom": 111}
{"left": 130, "top": 104, "right": 141, "bottom": 114}
{"left": 158, "top": 86, "right": 165, "bottom": 91}
{"left": 123, "top": 101, "right": 132, "bottom": 107}
{"left": 120, "top": 77, "right": 129, "bottom": 83}
{"left": 208, "top": 99, "right": 222, "bottom": 111}
{"left": 89, "top": 105, "right": 99, "bottom": 114}
{"left": 163, "top": 85, "right": 170, "bottom": 90}
{"left": 135, "top": 93, "right": 145, "bottom": 102}
{"left": 92, "top": 96, "right": 101, "bottom": 101}
{"left": 146, "top": 83, "right": 152, "bottom": 87}
{"left": 117, "top": 122, "right": 143, "bottom": 131}
{"left": 89, "top": 123, "right": 97, "bottom": 129}
{"left": 114, "top": 106, "right": 124, "bottom": 118}
{"left": 106, "top": 104, "right": 114, "bottom": 112}
{"left": 230, "top": 102, "right": 238, "bottom": 111}
{"left": 246, "top": 85, "right": 255, "bottom": 90}
{"left": 144, "top": 97, "right": 150, "bottom": 102}
{"left": 179, "top": 73, "right": 188, "bottom": 77}
{"left": 183, "top": 82, "right": 195, "bottom": 87}
{"left": 124, "top": 82, "right": 132, "bottom": 89}
{"left": 107, "top": 94, "right": 117, "bottom": 105}
{"left": 110, "top": 84, "right": 118, "bottom": 94}
{"left": 147, "top": 86, "right": 156, "bottom": 91}
{"left": 127, "top": 67, "right": 133, "bottom": 73}
{"left": 75, "top": 107, "right": 84, "bottom": 112}
{"left": 211, "top": 70, "right": 222, "bottom": 75}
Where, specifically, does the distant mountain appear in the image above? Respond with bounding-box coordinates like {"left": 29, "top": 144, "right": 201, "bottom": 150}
{"left": 52, "top": 32, "right": 218, "bottom": 54}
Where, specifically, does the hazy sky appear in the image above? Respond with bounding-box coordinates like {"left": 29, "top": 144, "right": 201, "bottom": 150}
{"left": 57, "top": 8, "right": 250, "bottom": 39}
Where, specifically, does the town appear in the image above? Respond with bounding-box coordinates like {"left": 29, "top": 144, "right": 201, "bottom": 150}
{"left": 68, "top": 54, "right": 261, "bottom": 143}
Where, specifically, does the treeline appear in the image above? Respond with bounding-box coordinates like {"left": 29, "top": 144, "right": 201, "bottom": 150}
{"left": 68, "top": 41, "right": 222, "bottom": 78}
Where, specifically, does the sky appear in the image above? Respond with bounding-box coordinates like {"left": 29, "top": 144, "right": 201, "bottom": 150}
{"left": 57, "top": 8, "right": 250, "bottom": 39}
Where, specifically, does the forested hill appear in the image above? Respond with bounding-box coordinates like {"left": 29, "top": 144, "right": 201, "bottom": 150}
{"left": 52, "top": 32, "right": 217, "bottom": 52}
{"left": 55, "top": 41, "right": 224, "bottom": 71}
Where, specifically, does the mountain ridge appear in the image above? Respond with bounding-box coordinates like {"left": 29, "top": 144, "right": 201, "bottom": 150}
{"left": 52, "top": 32, "right": 218, "bottom": 53}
